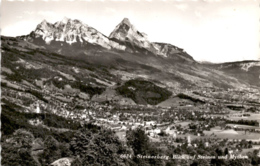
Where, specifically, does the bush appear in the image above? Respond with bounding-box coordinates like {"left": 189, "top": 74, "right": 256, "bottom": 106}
{"left": 70, "top": 128, "right": 127, "bottom": 165}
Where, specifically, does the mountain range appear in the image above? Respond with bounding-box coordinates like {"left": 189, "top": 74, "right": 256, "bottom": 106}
{"left": 1, "top": 17, "right": 260, "bottom": 106}
{"left": 19, "top": 17, "right": 194, "bottom": 62}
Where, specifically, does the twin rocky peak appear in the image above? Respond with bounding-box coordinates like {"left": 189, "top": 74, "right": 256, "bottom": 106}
{"left": 21, "top": 17, "right": 191, "bottom": 59}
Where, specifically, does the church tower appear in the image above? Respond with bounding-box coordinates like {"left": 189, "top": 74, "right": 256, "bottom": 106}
{"left": 36, "top": 103, "right": 41, "bottom": 114}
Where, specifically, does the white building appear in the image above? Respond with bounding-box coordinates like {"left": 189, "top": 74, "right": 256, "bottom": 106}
{"left": 35, "top": 103, "right": 41, "bottom": 114}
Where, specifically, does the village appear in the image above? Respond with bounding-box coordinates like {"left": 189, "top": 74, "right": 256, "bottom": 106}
{"left": 4, "top": 90, "right": 260, "bottom": 155}
{"left": 2, "top": 72, "right": 260, "bottom": 160}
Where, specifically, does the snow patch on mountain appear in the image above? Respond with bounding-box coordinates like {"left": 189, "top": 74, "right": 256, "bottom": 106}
{"left": 109, "top": 18, "right": 156, "bottom": 53}
{"left": 23, "top": 18, "right": 126, "bottom": 50}
{"left": 240, "top": 62, "right": 260, "bottom": 71}
{"left": 19, "top": 17, "right": 193, "bottom": 62}
{"left": 109, "top": 18, "right": 192, "bottom": 59}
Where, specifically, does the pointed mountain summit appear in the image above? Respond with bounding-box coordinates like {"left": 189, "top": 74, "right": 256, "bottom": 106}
{"left": 19, "top": 17, "right": 194, "bottom": 62}
{"left": 61, "top": 17, "right": 70, "bottom": 24}
{"left": 20, "top": 17, "right": 126, "bottom": 50}
{"left": 109, "top": 18, "right": 150, "bottom": 48}
{"left": 35, "top": 19, "right": 53, "bottom": 33}
{"left": 121, "top": 18, "right": 131, "bottom": 26}
{"left": 109, "top": 18, "right": 194, "bottom": 61}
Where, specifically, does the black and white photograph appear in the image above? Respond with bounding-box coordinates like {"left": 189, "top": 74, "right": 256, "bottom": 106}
{"left": 1, "top": 0, "right": 260, "bottom": 165}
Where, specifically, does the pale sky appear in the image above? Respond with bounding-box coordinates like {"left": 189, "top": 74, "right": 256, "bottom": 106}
{"left": 1, "top": 0, "right": 259, "bottom": 63}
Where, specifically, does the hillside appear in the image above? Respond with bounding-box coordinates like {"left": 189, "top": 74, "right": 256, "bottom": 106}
{"left": 116, "top": 79, "right": 172, "bottom": 105}
{"left": 12, "top": 17, "right": 259, "bottom": 91}
{"left": 203, "top": 60, "right": 260, "bottom": 87}
{"left": 2, "top": 35, "right": 253, "bottom": 107}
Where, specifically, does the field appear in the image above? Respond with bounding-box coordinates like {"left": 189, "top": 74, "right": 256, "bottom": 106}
{"left": 157, "top": 97, "right": 194, "bottom": 107}
{"left": 226, "top": 124, "right": 260, "bottom": 129}
{"left": 175, "top": 121, "right": 191, "bottom": 127}
{"left": 228, "top": 113, "right": 260, "bottom": 121}
{"left": 204, "top": 127, "right": 260, "bottom": 140}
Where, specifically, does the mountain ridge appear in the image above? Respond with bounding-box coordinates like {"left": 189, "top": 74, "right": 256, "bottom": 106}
{"left": 19, "top": 17, "right": 194, "bottom": 62}
{"left": 20, "top": 17, "right": 126, "bottom": 50}
{"left": 6, "top": 17, "right": 258, "bottom": 90}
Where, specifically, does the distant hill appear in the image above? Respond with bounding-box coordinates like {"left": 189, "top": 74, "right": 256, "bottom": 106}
{"left": 203, "top": 60, "right": 260, "bottom": 87}
{"left": 116, "top": 79, "right": 172, "bottom": 105}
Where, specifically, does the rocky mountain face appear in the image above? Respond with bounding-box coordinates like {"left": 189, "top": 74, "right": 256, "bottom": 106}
{"left": 109, "top": 18, "right": 156, "bottom": 53}
{"left": 152, "top": 42, "right": 194, "bottom": 62}
{"left": 109, "top": 18, "right": 193, "bottom": 61}
{"left": 6, "top": 17, "right": 258, "bottom": 92}
{"left": 19, "top": 17, "right": 194, "bottom": 62}
{"left": 20, "top": 17, "right": 126, "bottom": 51}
